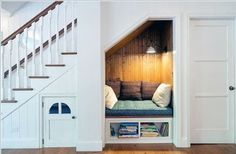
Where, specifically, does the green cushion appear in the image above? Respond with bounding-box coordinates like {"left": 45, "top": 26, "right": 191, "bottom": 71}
{"left": 112, "top": 100, "right": 162, "bottom": 110}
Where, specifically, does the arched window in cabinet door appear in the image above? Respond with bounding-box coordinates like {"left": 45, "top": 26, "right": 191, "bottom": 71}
{"left": 61, "top": 103, "right": 71, "bottom": 114}
{"left": 49, "top": 103, "right": 59, "bottom": 114}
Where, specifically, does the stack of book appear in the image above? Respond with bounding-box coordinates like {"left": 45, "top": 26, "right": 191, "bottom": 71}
{"left": 118, "top": 123, "right": 139, "bottom": 138}
{"left": 140, "top": 123, "right": 159, "bottom": 137}
{"left": 159, "top": 122, "right": 169, "bottom": 136}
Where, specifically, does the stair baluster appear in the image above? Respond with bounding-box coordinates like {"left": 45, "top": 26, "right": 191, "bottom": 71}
{"left": 1, "top": 45, "right": 5, "bottom": 100}
{"left": 31, "top": 22, "right": 36, "bottom": 76}
{"left": 24, "top": 28, "right": 29, "bottom": 88}
{"left": 71, "top": 1, "right": 75, "bottom": 52}
{"left": 8, "top": 40, "right": 13, "bottom": 99}
{"left": 39, "top": 17, "right": 44, "bottom": 75}
{"left": 48, "top": 10, "right": 52, "bottom": 64}
{"left": 55, "top": 5, "right": 60, "bottom": 63}
{"left": 64, "top": 2, "right": 67, "bottom": 53}
{"left": 15, "top": 34, "right": 20, "bottom": 88}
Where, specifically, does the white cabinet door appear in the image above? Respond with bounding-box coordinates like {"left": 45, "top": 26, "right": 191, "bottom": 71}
{"left": 43, "top": 97, "right": 76, "bottom": 147}
{"left": 190, "top": 19, "right": 235, "bottom": 143}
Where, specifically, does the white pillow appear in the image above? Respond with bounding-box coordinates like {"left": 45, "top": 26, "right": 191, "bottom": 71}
{"left": 152, "top": 83, "right": 171, "bottom": 108}
{"left": 104, "top": 85, "right": 118, "bottom": 109}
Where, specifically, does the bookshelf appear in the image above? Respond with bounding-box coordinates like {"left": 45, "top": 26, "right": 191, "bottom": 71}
{"left": 105, "top": 118, "right": 172, "bottom": 144}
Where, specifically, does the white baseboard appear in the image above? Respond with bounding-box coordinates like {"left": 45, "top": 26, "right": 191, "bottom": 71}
{"left": 174, "top": 137, "right": 190, "bottom": 148}
{"left": 76, "top": 140, "right": 103, "bottom": 152}
{"left": 2, "top": 138, "right": 39, "bottom": 149}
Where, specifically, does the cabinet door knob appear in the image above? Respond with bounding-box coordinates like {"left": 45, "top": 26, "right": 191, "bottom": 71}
{"left": 72, "top": 116, "right": 76, "bottom": 119}
{"left": 229, "top": 86, "right": 235, "bottom": 91}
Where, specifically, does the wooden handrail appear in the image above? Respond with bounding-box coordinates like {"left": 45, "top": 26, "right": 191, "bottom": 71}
{"left": 1, "top": 1, "right": 63, "bottom": 46}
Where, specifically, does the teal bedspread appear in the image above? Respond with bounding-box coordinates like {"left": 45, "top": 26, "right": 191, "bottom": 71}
{"left": 112, "top": 100, "right": 165, "bottom": 110}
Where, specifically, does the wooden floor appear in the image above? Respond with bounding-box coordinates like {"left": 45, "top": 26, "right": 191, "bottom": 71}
{"left": 2, "top": 144, "right": 236, "bottom": 154}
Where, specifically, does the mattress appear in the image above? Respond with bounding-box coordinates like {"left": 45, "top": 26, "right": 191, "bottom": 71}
{"left": 106, "top": 100, "right": 173, "bottom": 117}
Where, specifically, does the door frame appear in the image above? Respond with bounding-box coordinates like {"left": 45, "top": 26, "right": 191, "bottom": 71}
{"left": 186, "top": 14, "right": 236, "bottom": 144}
{"left": 39, "top": 93, "right": 78, "bottom": 148}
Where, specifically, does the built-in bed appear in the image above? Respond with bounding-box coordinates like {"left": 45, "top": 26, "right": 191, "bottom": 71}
{"left": 105, "top": 81, "right": 173, "bottom": 143}
{"left": 105, "top": 100, "right": 173, "bottom": 117}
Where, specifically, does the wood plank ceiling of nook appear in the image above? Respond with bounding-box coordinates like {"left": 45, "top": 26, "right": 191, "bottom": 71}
{"left": 105, "top": 21, "right": 154, "bottom": 58}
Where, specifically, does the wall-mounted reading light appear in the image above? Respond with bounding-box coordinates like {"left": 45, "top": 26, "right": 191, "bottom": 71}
{"left": 146, "top": 39, "right": 157, "bottom": 54}
{"left": 146, "top": 46, "right": 156, "bottom": 54}
{"left": 144, "top": 28, "right": 166, "bottom": 54}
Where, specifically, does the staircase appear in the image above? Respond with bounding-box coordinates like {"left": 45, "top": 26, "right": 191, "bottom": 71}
{"left": 0, "top": 1, "right": 78, "bottom": 119}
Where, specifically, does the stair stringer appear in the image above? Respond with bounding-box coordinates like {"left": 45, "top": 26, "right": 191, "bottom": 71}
{"left": 1, "top": 55, "right": 78, "bottom": 120}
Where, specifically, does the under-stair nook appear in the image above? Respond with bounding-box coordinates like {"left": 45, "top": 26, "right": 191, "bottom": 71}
{"left": 105, "top": 20, "right": 174, "bottom": 144}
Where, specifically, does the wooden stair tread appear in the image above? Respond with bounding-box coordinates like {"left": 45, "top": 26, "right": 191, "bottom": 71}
{"left": 12, "top": 88, "right": 34, "bottom": 91}
{"left": 45, "top": 64, "right": 66, "bottom": 67}
{"left": 1, "top": 100, "right": 18, "bottom": 103}
{"left": 61, "top": 52, "right": 78, "bottom": 55}
{"left": 29, "top": 76, "right": 49, "bottom": 79}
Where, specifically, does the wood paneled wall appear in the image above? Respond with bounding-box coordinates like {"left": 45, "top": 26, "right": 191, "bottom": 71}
{"left": 161, "top": 52, "right": 173, "bottom": 85}
{"left": 106, "top": 21, "right": 173, "bottom": 85}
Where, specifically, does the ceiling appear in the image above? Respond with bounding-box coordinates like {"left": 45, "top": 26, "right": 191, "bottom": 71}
{"left": 2, "top": 1, "right": 29, "bottom": 16}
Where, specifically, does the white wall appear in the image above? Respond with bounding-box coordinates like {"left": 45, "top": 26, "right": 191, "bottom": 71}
{"left": 101, "top": 1, "right": 236, "bottom": 51}
{"left": 101, "top": 1, "right": 236, "bottom": 147}
{"left": 77, "top": 1, "right": 103, "bottom": 152}
{"left": 1, "top": 8, "right": 9, "bottom": 37}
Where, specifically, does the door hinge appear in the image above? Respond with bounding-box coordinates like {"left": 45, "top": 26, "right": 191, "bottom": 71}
{"left": 42, "top": 139, "right": 44, "bottom": 145}
{"left": 42, "top": 102, "right": 44, "bottom": 108}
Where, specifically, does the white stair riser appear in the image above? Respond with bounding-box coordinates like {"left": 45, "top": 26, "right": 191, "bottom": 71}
{"left": 62, "top": 55, "right": 78, "bottom": 64}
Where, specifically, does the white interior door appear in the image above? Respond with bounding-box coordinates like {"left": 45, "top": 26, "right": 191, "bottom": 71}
{"left": 190, "top": 19, "right": 235, "bottom": 143}
{"left": 43, "top": 97, "right": 77, "bottom": 147}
